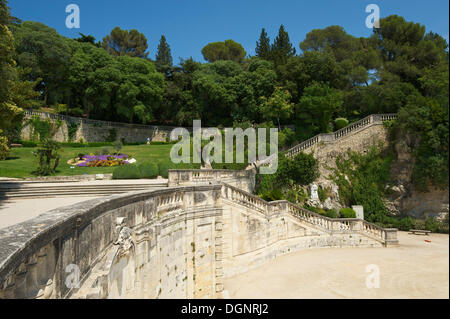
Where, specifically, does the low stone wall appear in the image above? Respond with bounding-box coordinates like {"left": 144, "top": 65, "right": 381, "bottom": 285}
{"left": 0, "top": 178, "right": 397, "bottom": 299}
{"left": 21, "top": 110, "right": 176, "bottom": 143}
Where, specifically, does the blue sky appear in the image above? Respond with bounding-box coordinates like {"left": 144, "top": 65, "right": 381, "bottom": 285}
{"left": 9, "top": 0, "right": 449, "bottom": 64}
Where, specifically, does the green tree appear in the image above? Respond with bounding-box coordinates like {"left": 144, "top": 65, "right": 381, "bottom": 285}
{"left": 271, "top": 25, "right": 296, "bottom": 64}
{"left": 255, "top": 28, "right": 271, "bottom": 59}
{"left": 259, "top": 86, "right": 294, "bottom": 129}
{"left": 297, "top": 82, "right": 343, "bottom": 133}
{"left": 12, "top": 21, "right": 73, "bottom": 106}
{"left": 102, "top": 26, "right": 149, "bottom": 58}
{"left": 201, "top": 39, "right": 246, "bottom": 63}
{"left": 0, "top": 0, "right": 23, "bottom": 151}
{"left": 76, "top": 33, "right": 95, "bottom": 44}
{"left": 155, "top": 35, "right": 173, "bottom": 75}
{"left": 372, "top": 15, "right": 446, "bottom": 88}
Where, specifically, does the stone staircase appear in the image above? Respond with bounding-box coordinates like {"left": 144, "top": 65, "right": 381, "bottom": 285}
{"left": 0, "top": 181, "right": 168, "bottom": 199}
{"left": 253, "top": 113, "right": 397, "bottom": 168}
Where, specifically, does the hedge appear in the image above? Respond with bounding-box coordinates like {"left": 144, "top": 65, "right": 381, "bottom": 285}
{"left": 112, "top": 165, "right": 141, "bottom": 179}
{"left": 138, "top": 162, "right": 159, "bottom": 179}
{"left": 339, "top": 207, "right": 357, "bottom": 218}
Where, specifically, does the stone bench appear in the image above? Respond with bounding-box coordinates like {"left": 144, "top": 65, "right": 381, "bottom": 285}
{"left": 409, "top": 229, "right": 431, "bottom": 235}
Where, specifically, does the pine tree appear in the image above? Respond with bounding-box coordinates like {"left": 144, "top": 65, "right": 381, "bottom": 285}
{"left": 272, "top": 25, "right": 296, "bottom": 64}
{"left": 255, "top": 28, "right": 271, "bottom": 59}
{"left": 155, "top": 35, "right": 173, "bottom": 74}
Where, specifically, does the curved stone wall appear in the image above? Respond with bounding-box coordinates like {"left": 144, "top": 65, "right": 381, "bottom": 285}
{"left": 0, "top": 181, "right": 397, "bottom": 299}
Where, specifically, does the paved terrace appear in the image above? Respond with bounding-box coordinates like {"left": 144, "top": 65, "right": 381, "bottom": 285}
{"left": 224, "top": 231, "right": 449, "bottom": 299}
{"left": 0, "top": 179, "right": 167, "bottom": 229}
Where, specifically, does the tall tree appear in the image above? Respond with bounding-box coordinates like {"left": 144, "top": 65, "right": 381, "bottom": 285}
{"left": 0, "top": 0, "right": 23, "bottom": 151}
{"left": 201, "top": 39, "right": 246, "bottom": 63}
{"left": 155, "top": 35, "right": 173, "bottom": 75}
{"left": 271, "top": 25, "right": 296, "bottom": 64}
{"left": 255, "top": 28, "right": 271, "bottom": 59}
{"left": 13, "top": 21, "right": 72, "bottom": 105}
{"left": 102, "top": 27, "right": 149, "bottom": 58}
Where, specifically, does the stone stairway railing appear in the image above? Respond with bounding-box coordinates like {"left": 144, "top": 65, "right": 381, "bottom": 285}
{"left": 220, "top": 182, "right": 398, "bottom": 246}
{"left": 285, "top": 113, "right": 397, "bottom": 158}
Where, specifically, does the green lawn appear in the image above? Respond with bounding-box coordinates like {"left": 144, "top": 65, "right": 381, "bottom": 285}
{"left": 0, "top": 144, "right": 195, "bottom": 179}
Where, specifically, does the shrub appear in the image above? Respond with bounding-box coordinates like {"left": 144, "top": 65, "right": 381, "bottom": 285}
{"left": 424, "top": 217, "right": 440, "bottom": 233}
{"left": 318, "top": 186, "right": 327, "bottom": 202}
{"left": 339, "top": 208, "right": 357, "bottom": 218}
{"left": 261, "top": 189, "right": 283, "bottom": 202}
{"left": 138, "top": 162, "right": 159, "bottom": 179}
{"left": 326, "top": 209, "right": 338, "bottom": 218}
{"left": 32, "top": 139, "right": 61, "bottom": 176}
{"left": 278, "top": 128, "right": 296, "bottom": 149}
{"left": 158, "top": 161, "right": 171, "bottom": 178}
{"left": 0, "top": 135, "right": 10, "bottom": 160}
{"left": 65, "top": 107, "right": 84, "bottom": 117}
{"left": 277, "top": 152, "right": 319, "bottom": 186}
{"left": 335, "top": 118, "right": 349, "bottom": 130}
{"left": 306, "top": 205, "right": 327, "bottom": 215}
{"left": 18, "top": 140, "right": 38, "bottom": 147}
{"left": 112, "top": 165, "right": 141, "bottom": 179}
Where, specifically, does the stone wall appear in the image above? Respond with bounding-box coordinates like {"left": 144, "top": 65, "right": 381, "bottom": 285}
{"left": 21, "top": 111, "right": 175, "bottom": 143}
{"left": 0, "top": 178, "right": 396, "bottom": 299}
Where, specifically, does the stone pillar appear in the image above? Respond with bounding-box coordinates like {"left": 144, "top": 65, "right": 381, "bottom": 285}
{"left": 384, "top": 228, "right": 399, "bottom": 246}
{"left": 352, "top": 205, "right": 364, "bottom": 220}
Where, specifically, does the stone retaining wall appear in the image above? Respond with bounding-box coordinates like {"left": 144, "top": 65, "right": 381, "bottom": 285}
{"left": 21, "top": 111, "right": 176, "bottom": 143}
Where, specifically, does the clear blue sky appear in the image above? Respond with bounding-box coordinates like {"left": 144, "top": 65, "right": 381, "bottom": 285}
{"left": 9, "top": 0, "right": 449, "bottom": 64}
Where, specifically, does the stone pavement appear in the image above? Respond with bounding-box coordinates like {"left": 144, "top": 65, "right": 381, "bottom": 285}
{"left": 0, "top": 179, "right": 168, "bottom": 229}
{"left": 223, "top": 231, "right": 449, "bottom": 299}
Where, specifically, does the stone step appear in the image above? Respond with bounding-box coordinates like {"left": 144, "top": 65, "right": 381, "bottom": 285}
{"left": 0, "top": 183, "right": 168, "bottom": 199}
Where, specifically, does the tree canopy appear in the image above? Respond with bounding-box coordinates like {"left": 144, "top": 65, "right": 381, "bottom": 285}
{"left": 102, "top": 26, "right": 149, "bottom": 58}
{"left": 201, "top": 40, "right": 246, "bottom": 63}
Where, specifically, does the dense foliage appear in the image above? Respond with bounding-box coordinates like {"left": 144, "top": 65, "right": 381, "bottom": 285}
{"left": 0, "top": 0, "right": 448, "bottom": 196}
{"left": 330, "top": 145, "right": 394, "bottom": 223}
{"left": 257, "top": 152, "right": 319, "bottom": 200}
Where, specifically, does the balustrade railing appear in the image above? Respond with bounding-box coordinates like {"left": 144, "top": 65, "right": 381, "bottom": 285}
{"left": 285, "top": 113, "right": 397, "bottom": 158}
{"left": 220, "top": 182, "right": 391, "bottom": 244}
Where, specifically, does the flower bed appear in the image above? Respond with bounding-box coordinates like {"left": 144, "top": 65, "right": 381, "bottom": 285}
{"left": 76, "top": 154, "right": 130, "bottom": 167}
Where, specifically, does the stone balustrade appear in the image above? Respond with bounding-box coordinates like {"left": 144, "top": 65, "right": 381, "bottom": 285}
{"left": 221, "top": 183, "right": 396, "bottom": 245}
{"left": 0, "top": 175, "right": 397, "bottom": 299}
{"left": 285, "top": 114, "right": 397, "bottom": 158}
{"left": 168, "top": 169, "right": 256, "bottom": 193}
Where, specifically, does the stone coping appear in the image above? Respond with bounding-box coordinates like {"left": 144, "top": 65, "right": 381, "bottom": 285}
{"left": 0, "top": 184, "right": 221, "bottom": 282}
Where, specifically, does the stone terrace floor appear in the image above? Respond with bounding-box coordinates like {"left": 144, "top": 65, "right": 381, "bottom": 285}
{"left": 223, "top": 231, "right": 449, "bottom": 299}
